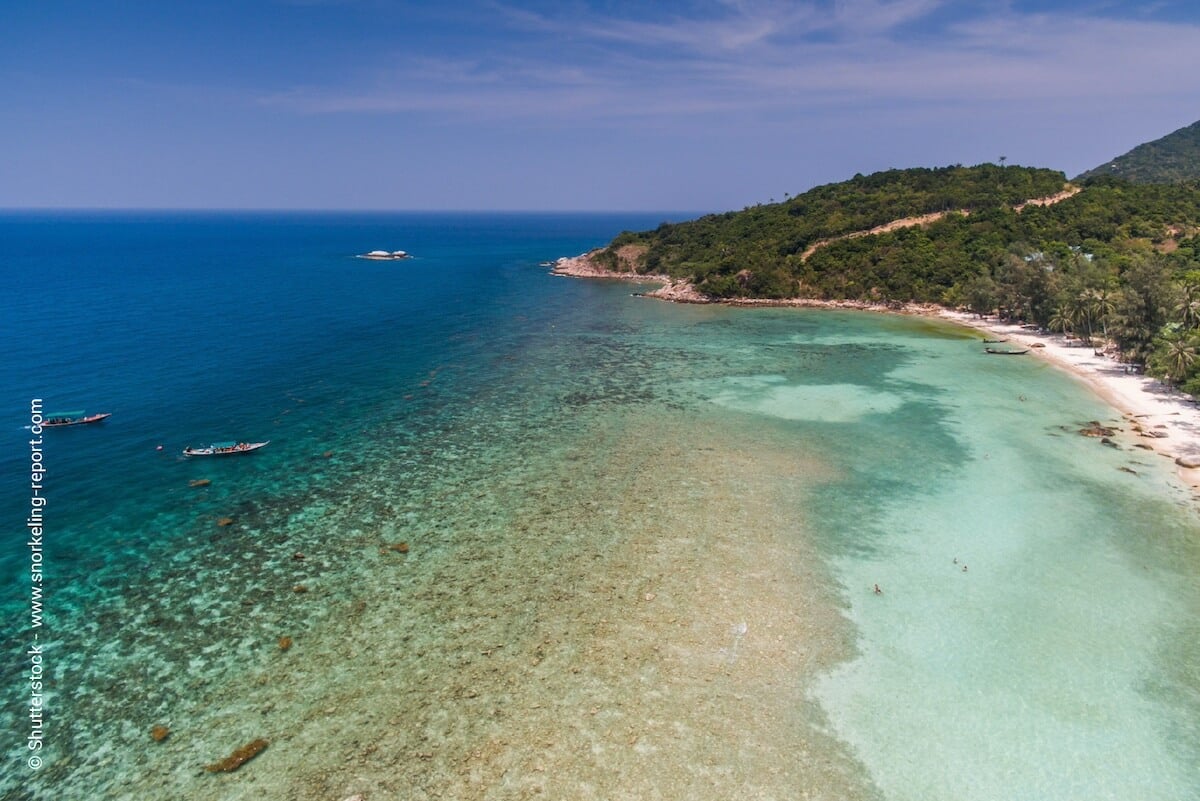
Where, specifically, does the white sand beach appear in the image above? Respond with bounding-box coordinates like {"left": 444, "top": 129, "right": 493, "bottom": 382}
{"left": 939, "top": 311, "right": 1200, "bottom": 490}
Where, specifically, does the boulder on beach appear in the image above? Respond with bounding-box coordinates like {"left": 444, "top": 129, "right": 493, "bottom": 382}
{"left": 1175, "top": 454, "right": 1200, "bottom": 469}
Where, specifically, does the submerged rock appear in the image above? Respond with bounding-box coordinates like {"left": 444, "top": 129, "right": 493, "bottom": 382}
{"left": 150, "top": 725, "right": 170, "bottom": 742}
{"left": 1079, "top": 421, "right": 1118, "bottom": 438}
{"left": 204, "top": 738, "right": 269, "bottom": 772}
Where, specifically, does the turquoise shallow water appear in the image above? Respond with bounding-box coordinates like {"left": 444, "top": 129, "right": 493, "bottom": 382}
{"left": 1, "top": 213, "right": 1198, "bottom": 799}
{"left": 714, "top": 314, "right": 1200, "bottom": 800}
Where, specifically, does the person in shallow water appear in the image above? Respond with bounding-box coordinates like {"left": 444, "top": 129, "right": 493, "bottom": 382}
{"left": 873, "top": 584, "right": 883, "bottom": 595}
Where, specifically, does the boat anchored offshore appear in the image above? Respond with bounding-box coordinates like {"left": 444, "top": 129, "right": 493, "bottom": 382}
{"left": 42, "top": 411, "right": 112, "bottom": 427}
{"left": 183, "top": 441, "right": 269, "bottom": 457}
{"left": 358, "top": 250, "right": 410, "bottom": 260}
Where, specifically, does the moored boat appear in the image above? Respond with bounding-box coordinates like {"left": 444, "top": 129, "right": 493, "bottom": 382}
{"left": 358, "top": 250, "right": 410, "bottom": 260}
{"left": 985, "top": 347, "right": 1030, "bottom": 355}
{"left": 183, "top": 441, "right": 270, "bottom": 457}
{"left": 42, "top": 411, "right": 112, "bottom": 427}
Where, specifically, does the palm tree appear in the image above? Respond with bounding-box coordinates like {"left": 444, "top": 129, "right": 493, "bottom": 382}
{"left": 1175, "top": 281, "right": 1200, "bottom": 330}
{"left": 1067, "top": 292, "right": 1094, "bottom": 343}
{"left": 1087, "top": 286, "right": 1118, "bottom": 344}
{"left": 1162, "top": 335, "right": 1197, "bottom": 385}
{"left": 1048, "top": 306, "right": 1073, "bottom": 336}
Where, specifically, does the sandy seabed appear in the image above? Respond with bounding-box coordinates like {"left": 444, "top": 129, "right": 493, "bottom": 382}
{"left": 105, "top": 411, "right": 877, "bottom": 801}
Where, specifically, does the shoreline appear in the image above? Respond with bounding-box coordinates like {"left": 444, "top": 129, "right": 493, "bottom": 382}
{"left": 937, "top": 310, "right": 1200, "bottom": 491}
{"left": 552, "top": 255, "right": 1200, "bottom": 491}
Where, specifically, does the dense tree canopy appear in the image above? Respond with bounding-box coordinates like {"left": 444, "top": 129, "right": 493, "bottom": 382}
{"left": 591, "top": 164, "right": 1200, "bottom": 391}
{"left": 1075, "top": 119, "right": 1200, "bottom": 184}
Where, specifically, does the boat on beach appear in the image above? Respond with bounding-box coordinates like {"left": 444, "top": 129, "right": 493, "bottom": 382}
{"left": 42, "top": 411, "right": 112, "bottom": 427}
{"left": 985, "top": 347, "right": 1030, "bottom": 355}
{"left": 183, "top": 441, "right": 269, "bottom": 457}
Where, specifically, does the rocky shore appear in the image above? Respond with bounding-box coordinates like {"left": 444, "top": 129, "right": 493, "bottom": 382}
{"left": 551, "top": 251, "right": 941, "bottom": 312}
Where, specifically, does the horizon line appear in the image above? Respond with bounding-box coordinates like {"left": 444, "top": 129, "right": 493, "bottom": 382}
{"left": 0, "top": 206, "right": 714, "bottom": 216}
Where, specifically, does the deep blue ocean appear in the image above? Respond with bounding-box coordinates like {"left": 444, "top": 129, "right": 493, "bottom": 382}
{"left": 2, "top": 212, "right": 1198, "bottom": 801}
{"left": 1, "top": 210, "right": 677, "bottom": 573}
{"left": 1, "top": 211, "right": 687, "bottom": 797}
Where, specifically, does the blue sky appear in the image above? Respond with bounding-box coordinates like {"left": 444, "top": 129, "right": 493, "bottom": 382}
{"left": 2, "top": 1, "right": 1197, "bottom": 210}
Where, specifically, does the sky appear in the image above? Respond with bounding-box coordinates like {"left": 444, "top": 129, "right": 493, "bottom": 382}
{"left": 1, "top": 0, "right": 1198, "bottom": 211}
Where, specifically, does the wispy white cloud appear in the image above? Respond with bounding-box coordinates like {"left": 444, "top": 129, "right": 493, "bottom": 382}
{"left": 493, "top": 0, "right": 944, "bottom": 52}
{"left": 826, "top": 0, "right": 947, "bottom": 36}
{"left": 258, "top": 1, "right": 1200, "bottom": 123}
{"left": 545, "top": 3, "right": 814, "bottom": 52}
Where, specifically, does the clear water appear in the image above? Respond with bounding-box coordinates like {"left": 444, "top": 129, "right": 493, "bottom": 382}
{"left": 1, "top": 213, "right": 1196, "bottom": 800}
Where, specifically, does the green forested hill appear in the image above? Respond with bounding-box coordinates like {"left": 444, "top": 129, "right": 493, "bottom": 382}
{"left": 598, "top": 165, "right": 1069, "bottom": 298}
{"left": 1076, "top": 119, "right": 1200, "bottom": 184}
{"left": 597, "top": 164, "right": 1200, "bottom": 303}
{"left": 590, "top": 163, "right": 1200, "bottom": 392}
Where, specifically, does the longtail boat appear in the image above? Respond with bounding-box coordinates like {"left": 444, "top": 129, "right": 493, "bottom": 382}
{"left": 42, "top": 411, "right": 112, "bottom": 427}
{"left": 985, "top": 347, "right": 1030, "bottom": 355}
{"left": 183, "top": 441, "right": 269, "bottom": 457}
